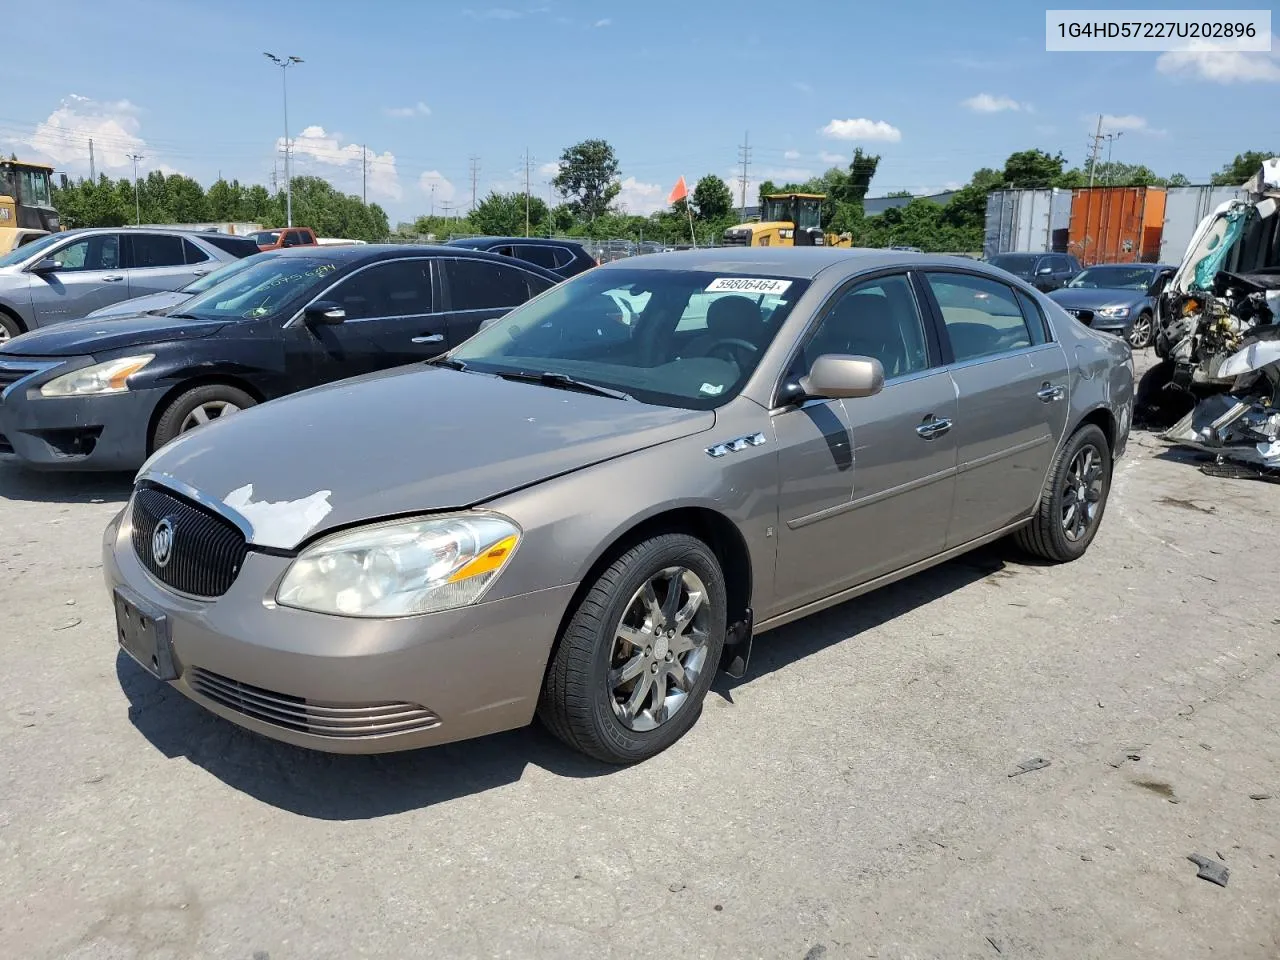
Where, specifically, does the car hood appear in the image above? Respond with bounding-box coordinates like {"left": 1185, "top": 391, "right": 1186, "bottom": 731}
{"left": 85, "top": 290, "right": 192, "bottom": 319}
{"left": 0, "top": 313, "right": 227, "bottom": 357}
{"left": 138, "top": 364, "right": 717, "bottom": 550}
{"left": 1048, "top": 287, "right": 1144, "bottom": 310}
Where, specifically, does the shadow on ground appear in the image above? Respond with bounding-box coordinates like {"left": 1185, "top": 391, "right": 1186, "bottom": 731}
{"left": 117, "top": 543, "right": 1012, "bottom": 818}
{"left": 0, "top": 464, "right": 133, "bottom": 504}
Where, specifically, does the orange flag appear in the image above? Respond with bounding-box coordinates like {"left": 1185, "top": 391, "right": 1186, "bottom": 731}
{"left": 667, "top": 176, "right": 688, "bottom": 205}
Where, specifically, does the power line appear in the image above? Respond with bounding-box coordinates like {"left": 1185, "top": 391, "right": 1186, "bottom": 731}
{"left": 127, "top": 153, "right": 144, "bottom": 225}
{"left": 737, "top": 131, "right": 752, "bottom": 218}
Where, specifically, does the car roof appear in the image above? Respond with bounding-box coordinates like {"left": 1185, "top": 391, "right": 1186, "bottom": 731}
{"left": 267, "top": 242, "right": 562, "bottom": 276}
{"left": 449, "top": 236, "right": 587, "bottom": 249}
{"left": 594, "top": 247, "right": 989, "bottom": 280}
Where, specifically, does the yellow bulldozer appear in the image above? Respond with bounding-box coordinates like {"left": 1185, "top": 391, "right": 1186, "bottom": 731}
{"left": 722, "top": 192, "right": 852, "bottom": 248}
{"left": 0, "top": 159, "right": 60, "bottom": 255}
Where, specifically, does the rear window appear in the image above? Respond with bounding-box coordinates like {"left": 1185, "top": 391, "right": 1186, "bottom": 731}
{"left": 203, "top": 234, "right": 260, "bottom": 258}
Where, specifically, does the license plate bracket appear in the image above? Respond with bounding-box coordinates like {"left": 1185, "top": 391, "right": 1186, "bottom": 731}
{"left": 114, "top": 587, "right": 177, "bottom": 681}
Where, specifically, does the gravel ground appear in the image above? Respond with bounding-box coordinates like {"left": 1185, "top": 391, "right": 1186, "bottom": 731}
{"left": 2, "top": 353, "right": 1278, "bottom": 960}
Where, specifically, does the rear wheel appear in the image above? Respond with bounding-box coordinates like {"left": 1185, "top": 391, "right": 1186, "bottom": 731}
{"left": 1014, "top": 423, "right": 1111, "bottom": 563}
{"left": 1127, "top": 311, "right": 1154, "bottom": 349}
{"left": 151, "top": 384, "right": 256, "bottom": 451}
{"left": 538, "top": 533, "right": 727, "bottom": 764}
{"left": 0, "top": 311, "right": 22, "bottom": 344}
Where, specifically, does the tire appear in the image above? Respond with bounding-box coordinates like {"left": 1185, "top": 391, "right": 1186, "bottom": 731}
{"left": 1127, "top": 311, "right": 1154, "bottom": 350}
{"left": 1134, "top": 359, "right": 1194, "bottom": 429}
{"left": 151, "top": 384, "right": 256, "bottom": 451}
{"left": 1014, "top": 423, "right": 1112, "bottom": 563}
{"left": 538, "top": 533, "right": 727, "bottom": 764}
{"left": 0, "top": 310, "right": 22, "bottom": 345}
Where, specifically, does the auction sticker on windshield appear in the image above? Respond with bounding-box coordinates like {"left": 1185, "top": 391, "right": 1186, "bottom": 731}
{"left": 706, "top": 277, "right": 792, "bottom": 294}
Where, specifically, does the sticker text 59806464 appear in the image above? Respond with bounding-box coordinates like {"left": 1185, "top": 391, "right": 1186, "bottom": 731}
{"left": 705, "top": 277, "right": 793, "bottom": 295}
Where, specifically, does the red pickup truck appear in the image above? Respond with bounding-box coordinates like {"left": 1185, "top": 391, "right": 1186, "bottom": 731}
{"left": 243, "top": 226, "right": 317, "bottom": 251}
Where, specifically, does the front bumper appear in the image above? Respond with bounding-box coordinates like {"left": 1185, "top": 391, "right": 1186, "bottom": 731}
{"left": 0, "top": 357, "right": 160, "bottom": 470}
{"left": 103, "top": 507, "right": 576, "bottom": 754}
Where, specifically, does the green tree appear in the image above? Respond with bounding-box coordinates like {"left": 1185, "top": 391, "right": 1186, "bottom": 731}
{"left": 552, "top": 139, "right": 621, "bottom": 222}
{"left": 691, "top": 175, "right": 733, "bottom": 221}
{"left": 1211, "top": 150, "right": 1276, "bottom": 186}
{"left": 1003, "top": 148, "right": 1068, "bottom": 187}
{"left": 756, "top": 179, "right": 777, "bottom": 209}
{"left": 840, "top": 148, "right": 880, "bottom": 213}
{"left": 1167, "top": 172, "right": 1191, "bottom": 187}
{"left": 470, "top": 191, "right": 549, "bottom": 236}
{"left": 206, "top": 178, "right": 246, "bottom": 220}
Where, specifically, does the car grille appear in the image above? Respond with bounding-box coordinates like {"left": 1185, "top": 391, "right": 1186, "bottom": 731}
{"left": 1068, "top": 308, "right": 1095, "bottom": 324}
{"left": 0, "top": 361, "right": 48, "bottom": 392}
{"left": 721, "top": 233, "right": 750, "bottom": 246}
{"left": 188, "top": 668, "right": 442, "bottom": 739}
{"left": 131, "top": 483, "right": 247, "bottom": 598}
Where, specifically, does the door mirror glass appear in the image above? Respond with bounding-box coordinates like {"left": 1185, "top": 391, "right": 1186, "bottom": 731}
{"left": 799, "top": 354, "right": 884, "bottom": 400}
{"left": 31, "top": 257, "right": 61, "bottom": 273}
{"left": 304, "top": 300, "right": 347, "bottom": 324}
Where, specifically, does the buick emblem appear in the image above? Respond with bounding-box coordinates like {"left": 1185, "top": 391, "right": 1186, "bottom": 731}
{"left": 152, "top": 518, "right": 175, "bottom": 569}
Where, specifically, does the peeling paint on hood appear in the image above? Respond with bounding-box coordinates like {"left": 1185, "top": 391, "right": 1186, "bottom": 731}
{"left": 222, "top": 484, "right": 334, "bottom": 550}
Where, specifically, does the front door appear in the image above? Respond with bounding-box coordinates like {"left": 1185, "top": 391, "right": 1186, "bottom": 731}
{"left": 28, "top": 233, "right": 128, "bottom": 326}
{"left": 771, "top": 272, "right": 958, "bottom": 615}
{"left": 919, "top": 270, "right": 1071, "bottom": 548}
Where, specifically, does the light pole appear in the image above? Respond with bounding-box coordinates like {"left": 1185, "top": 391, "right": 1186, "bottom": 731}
{"left": 263, "top": 52, "right": 303, "bottom": 227}
{"left": 128, "top": 153, "right": 144, "bottom": 224}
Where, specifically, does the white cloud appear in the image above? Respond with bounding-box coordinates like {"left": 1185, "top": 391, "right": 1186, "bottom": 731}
{"left": 961, "top": 93, "right": 1026, "bottom": 113}
{"left": 1095, "top": 113, "right": 1167, "bottom": 136}
{"left": 283, "top": 125, "right": 402, "bottom": 201}
{"left": 538, "top": 160, "right": 562, "bottom": 176}
{"left": 418, "top": 170, "right": 457, "bottom": 204}
{"left": 1156, "top": 35, "right": 1280, "bottom": 83}
{"left": 818, "top": 150, "right": 846, "bottom": 164}
{"left": 614, "top": 176, "right": 665, "bottom": 215}
{"left": 594, "top": 18, "right": 611, "bottom": 27}
{"left": 820, "top": 118, "right": 902, "bottom": 142}
{"left": 783, "top": 149, "right": 802, "bottom": 160}
{"left": 792, "top": 81, "right": 813, "bottom": 95}
{"left": 383, "top": 101, "right": 431, "bottom": 118}
{"left": 20, "top": 94, "right": 145, "bottom": 173}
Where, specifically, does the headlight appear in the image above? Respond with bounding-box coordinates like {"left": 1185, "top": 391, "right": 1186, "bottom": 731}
{"left": 275, "top": 514, "right": 520, "bottom": 618}
{"left": 1095, "top": 305, "right": 1130, "bottom": 320}
{"left": 40, "top": 354, "right": 154, "bottom": 397}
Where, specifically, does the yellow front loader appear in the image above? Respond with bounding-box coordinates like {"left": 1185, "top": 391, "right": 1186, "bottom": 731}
{"left": 722, "top": 192, "right": 852, "bottom": 248}
{"left": 0, "top": 159, "right": 60, "bottom": 255}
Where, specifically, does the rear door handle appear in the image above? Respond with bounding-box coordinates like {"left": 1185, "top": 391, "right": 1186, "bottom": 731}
{"left": 916, "top": 415, "right": 952, "bottom": 440}
{"left": 1037, "top": 384, "right": 1066, "bottom": 402}
{"left": 411, "top": 333, "right": 444, "bottom": 344}
{"left": 102, "top": 275, "right": 125, "bottom": 282}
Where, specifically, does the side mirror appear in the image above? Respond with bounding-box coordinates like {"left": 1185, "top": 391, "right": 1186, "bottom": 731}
{"left": 31, "top": 258, "right": 61, "bottom": 273}
{"left": 303, "top": 300, "right": 346, "bottom": 324}
{"left": 798, "top": 354, "right": 884, "bottom": 400}
{"left": 1037, "top": 264, "right": 1054, "bottom": 275}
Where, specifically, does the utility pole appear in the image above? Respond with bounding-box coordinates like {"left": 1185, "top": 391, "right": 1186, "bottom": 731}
{"left": 270, "top": 161, "right": 278, "bottom": 193}
{"left": 522, "top": 149, "right": 533, "bottom": 237}
{"left": 1086, "top": 114, "right": 1103, "bottom": 188}
{"left": 361, "top": 144, "right": 367, "bottom": 205}
{"left": 88, "top": 138, "right": 95, "bottom": 181}
{"left": 128, "top": 153, "right": 144, "bottom": 224}
{"left": 468, "top": 155, "right": 480, "bottom": 212}
{"left": 430, "top": 183, "right": 436, "bottom": 218}
{"left": 264, "top": 52, "right": 304, "bottom": 227}
{"left": 737, "top": 131, "right": 752, "bottom": 219}
{"left": 1103, "top": 131, "right": 1124, "bottom": 183}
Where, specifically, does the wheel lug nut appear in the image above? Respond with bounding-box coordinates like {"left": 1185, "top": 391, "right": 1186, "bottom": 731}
{"left": 665, "top": 652, "right": 673, "bottom": 662}
{"left": 644, "top": 647, "right": 651, "bottom": 657}
{"left": 650, "top": 663, "right": 659, "bottom": 674}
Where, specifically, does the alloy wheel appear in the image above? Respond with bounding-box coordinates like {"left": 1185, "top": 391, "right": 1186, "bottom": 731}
{"left": 1127, "top": 315, "right": 1152, "bottom": 349}
{"left": 1061, "top": 443, "right": 1105, "bottom": 542}
{"left": 179, "top": 400, "right": 241, "bottom": 433}
{"left": 608, "top": 566, "right": 710, "bottom": 731}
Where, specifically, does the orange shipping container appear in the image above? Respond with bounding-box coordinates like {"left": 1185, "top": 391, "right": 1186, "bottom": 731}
{"left": 1067, "top": 186, "right": 1167, "bottom": 266}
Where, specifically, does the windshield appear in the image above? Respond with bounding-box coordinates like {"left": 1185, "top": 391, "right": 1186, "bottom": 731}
{"left": 988, "top": 254, "right": 1039, "bottom": 274}
{"left": 794, "top": 199, "right": 822, "bottom": 230}
{"left": 176, "top": 257, "right": 337, "bottom": 322}
{"left": 0, "top": 230, "right": 63, "bottom": 268}
{"left": 449, "top": 268, "right": 810, "bottom": 409}
{"left": 179, "top": 252, "right": 278, "bottom": 294}
{"left": 1067, "top": 266, "right": 1156, "bottom": 290}
{"left": 762, "top": 198, "right": 790, "bottom": 223}
{"left": 246, "top": 231, "right": 281, "bottom": 245}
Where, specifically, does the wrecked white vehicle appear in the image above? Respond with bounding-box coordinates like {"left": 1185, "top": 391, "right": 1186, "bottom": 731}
{"left": 1147, "top": 159, "right": 1280, "bottom": 412}
{"left": 1162, "top": 336, "right": 1280, "bottom": 479}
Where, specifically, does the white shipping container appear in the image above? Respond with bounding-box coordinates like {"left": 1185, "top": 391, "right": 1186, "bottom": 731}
{"left": 983, "top": 188, "right": 1072, "bottom": 257}
{"left": 1158, "top": 186, "right": 1247, "bottom": 263}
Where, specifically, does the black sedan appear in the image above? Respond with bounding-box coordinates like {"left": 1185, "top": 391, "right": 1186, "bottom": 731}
{"left": 0, "top": 245, "right": 559, "bottom": 470}
{"left": 445, "top": 236, "right": 596, "bottom": 279}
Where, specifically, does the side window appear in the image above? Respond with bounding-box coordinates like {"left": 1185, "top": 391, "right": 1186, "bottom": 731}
{"left": 183, "top": 239, "right": 210, "bottom": 264}
{"left": 444, "top": 258, "right": 534, "bottom": 310}
{"left": 925, "top": 272, "right": 1033, "bottom": 362}
{"left": 514, "top": 245, "right": 559, "bottom": 270}
{"left": 493, "top": 245, "right": 516, "bottom": 259}
{"left": 52, "top": 234, "right": 122, "bottom": 272}
{"left": 524, "top": 272, "right": 556, "bottom": 297}
{"left": 552, "top": 247, "right": 577, "bottom": 268}
{"left": 326, "top": 260, "right": 432, "bottom": 320}
{"left": 129, "top": 233, "right": 186, "bottom": 269}
{"left": 801, "top": 274, "right": 930, "bottom": 380}
{"left": 1014, "top": 289, "right": 1050, "bottom": 345}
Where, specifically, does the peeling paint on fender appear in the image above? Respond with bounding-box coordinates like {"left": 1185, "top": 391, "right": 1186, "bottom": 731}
{"left": 223, "top": 484, "right": 334, "bottom": 549}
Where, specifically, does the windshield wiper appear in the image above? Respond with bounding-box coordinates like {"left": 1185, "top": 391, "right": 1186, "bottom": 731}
{"left": 426, "top": 356, "right": 467, "bottom": 371}
{"left": 496, "top": 370, "right": 634, "bottom": 401}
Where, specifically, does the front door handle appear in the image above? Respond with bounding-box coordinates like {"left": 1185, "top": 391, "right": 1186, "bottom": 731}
{"left": 916, "top": 415, "right": 952, "bottom": 440}
{"left": 411, "top": 333, "right": 444, "bottom": 344}
{"left": 102, "top": 275, "right": 125, "bottom": 282}
{"left": 1037, "top": 383, "right": 1066, "bottom": 402}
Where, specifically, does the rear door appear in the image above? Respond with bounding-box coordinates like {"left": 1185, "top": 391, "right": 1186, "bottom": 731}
{"left": 920, "top": 270, "right": 1070, "bottom": 548}
{"left": 305, "top": 258, "right": 445, "bottom": 381}
{"left": 28, "top": 233, "right": 129, "bottom": 326}
{"left": 438, "top": 256, "right": 555, "bottom": 346}
{"left": 126, "top": 233, "right": 200, "bottom": 297}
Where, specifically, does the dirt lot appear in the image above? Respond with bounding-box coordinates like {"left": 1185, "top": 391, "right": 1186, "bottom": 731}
{"left": 2, "top": 355, "right": 1278, "bottom": 960}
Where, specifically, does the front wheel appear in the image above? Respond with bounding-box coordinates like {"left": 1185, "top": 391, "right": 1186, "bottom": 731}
{"left": 538, "top": 533, "right": 727, "bottom": 764}
{"left": 1127, "top": 311, "right": 1154, "bottom": 349}
{"left": 151, "top": 383, "right": 256, "bottom": 451}
{"left": 1013, "top": 423, "right": 1112, "bottom": 563}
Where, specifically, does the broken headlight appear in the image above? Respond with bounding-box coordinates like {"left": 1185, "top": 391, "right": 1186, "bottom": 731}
{"left": 275, "top": 514, "right": 521, "bottom": 618}
{"left": 40, "top": 355, "right": 155, "bottom": 397}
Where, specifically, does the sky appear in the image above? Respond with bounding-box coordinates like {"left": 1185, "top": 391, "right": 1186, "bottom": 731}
{"left": 2, "top": 0, "right": 1278, "bottom": 225}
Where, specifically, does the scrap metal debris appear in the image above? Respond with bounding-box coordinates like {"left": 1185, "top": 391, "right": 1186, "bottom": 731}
{"left": 1009, "top": 757, "right": 1051, "bottom": 777}
{"left": 1187, "top": 853, "right": 1230, "bottom": 887}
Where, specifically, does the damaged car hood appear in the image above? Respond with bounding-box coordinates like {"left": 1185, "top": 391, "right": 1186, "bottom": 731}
{"left": 139, "top": 364, "right": 716, "bottom": 550}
